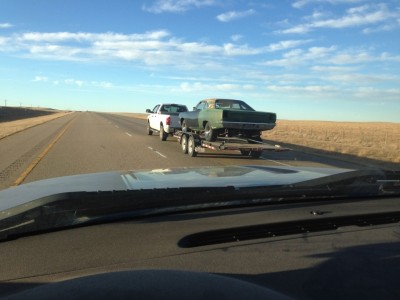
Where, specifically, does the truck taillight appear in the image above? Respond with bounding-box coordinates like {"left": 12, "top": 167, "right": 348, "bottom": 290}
{"left": 166, "top": 116, "right": 171, "bottom": 125}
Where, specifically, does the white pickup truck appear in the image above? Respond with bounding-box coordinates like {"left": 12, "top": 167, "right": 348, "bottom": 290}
{"left": 146, "top": 103, "right": 189, "bottom": 141}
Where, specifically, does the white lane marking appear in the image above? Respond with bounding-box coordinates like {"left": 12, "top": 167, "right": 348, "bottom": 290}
{"left": 125, "top": 132, "right": 132, "bottom": 137}
{"left": 147, "top": 146, "right": 167, "bottom": 158}
{"left": 261, "top": 157, "right": 292, "bottom": 167}
{"left": 155, "top": 151, "right": 167, "bottom": 158}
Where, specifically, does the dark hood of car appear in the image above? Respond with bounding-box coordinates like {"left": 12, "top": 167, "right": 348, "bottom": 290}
{"left": 0, "top": 165, "right": 352, "bottom": 211}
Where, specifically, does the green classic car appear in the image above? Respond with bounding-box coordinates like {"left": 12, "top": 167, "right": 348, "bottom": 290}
{"left": 179, "top": 99, "right": 277, "bottom": 142}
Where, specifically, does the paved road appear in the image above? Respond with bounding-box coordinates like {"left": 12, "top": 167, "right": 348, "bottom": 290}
{"left": 0, "top": 112, "right": 365, "bottom": 190}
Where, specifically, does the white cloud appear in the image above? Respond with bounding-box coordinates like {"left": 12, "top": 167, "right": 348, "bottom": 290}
{"left": 32, "top": 76, "right": 48, "bottom": 82}
{"left": 31, "top": 75, "right": 114, "bottom": 89}
{"left": 263, "top": 46, "right": 336, "bottom": 67}
{"left": 279, "top": 3, "right": 399, "bottom": 34}
{"left": 266, "top": 39, "right": 312, "bottom": 52}
{"left": 0, "top": 23, "right": 13, "bottom": 29}
{"left": 267, "top": 85, "right": 339, "bottom": 94}
{"left": 230, "top": 34, "right": 243, "bottom": 42}
{"left": 223, "top": 43, "right": 261, "bottom": 56}
{"left": 65, "top": 79, "right": 84, "bottom": 87}
{"left": 142, "top": 0, "right": 216, "bottom": 14}
{"left": 292, "top": 0, "right": 363, "bottom": 9}
{"left": 175, "top": 81, "right": 250, "bottom": 93}
{"left": 19, "top": 30, "right": 170, "bottom": 42}
{"left": 311, "top": 65, "right": 356, "bottom": 72}
{"left": 0, "top": 36, "right": 9, "bottom": 47}
{"left": 4, "top": 30, "right": 315, "bottom": 66}
{"left": 326, "top": 73, "right": 398, "bottom": 84}
{"left": 217, "top": 9, "right": 255, "bottom": 22}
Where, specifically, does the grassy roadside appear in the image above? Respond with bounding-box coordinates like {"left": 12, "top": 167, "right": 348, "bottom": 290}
{"left": 0, "top": 111, "right": 74, "bottom": 140}
{"left": 263, "top": 120, "right": 400, "bottom": 164}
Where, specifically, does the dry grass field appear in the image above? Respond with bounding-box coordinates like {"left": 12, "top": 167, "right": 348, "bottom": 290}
{"left": 113, "top": 112, "right": 148, "bottom": 120}
{"left": 262, "top": 120, "right": 400, "bottom": 164}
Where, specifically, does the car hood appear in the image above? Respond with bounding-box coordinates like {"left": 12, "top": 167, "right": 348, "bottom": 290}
{"left": 0, "top": 165, "right": 351, "bottom": 211}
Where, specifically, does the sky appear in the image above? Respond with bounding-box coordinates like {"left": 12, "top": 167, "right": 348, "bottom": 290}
{"left": 0, "top": 0, "right": 399, "bottom": 122}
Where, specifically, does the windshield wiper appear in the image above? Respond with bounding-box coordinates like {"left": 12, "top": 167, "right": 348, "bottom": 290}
{"left": 0, "top": 169, "right": 399, "bottom": 242}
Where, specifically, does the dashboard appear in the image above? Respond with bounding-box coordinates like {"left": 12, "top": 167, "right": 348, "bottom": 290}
{"left": 1, "top": 196, "right": 399, "bottom": 299}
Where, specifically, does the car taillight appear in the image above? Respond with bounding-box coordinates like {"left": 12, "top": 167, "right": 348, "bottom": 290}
{"left": 166, "top": 116, "right": 171, "bottom": 125}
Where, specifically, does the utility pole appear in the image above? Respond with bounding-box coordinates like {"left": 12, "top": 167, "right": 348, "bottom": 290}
{"left": 4, "top": 99, "right": 7, "bottom": 107}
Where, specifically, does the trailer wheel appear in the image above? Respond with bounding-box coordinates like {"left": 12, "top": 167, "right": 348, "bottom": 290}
{"left": 240, "top": 150, "right": 250, "bottom": 156}
{"left": 147, "top": 122, "right": 153, "bottom": 135}
{"left": 250, "top": 151, "right": 262, "bottom": 158}
{"left": 181, "top": 134, "right": 188, "bottom": 154}
{"left": 160, "top": 124, "right": 168, "bottom": 141}
{"left": 204, "top": 122, "right": 217, "bottom": 142}
{"left": 188, "top": 135, "right": 197, "bottom": 157}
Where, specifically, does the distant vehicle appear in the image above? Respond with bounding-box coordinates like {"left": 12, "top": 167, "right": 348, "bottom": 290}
{"left": 146, "top": 103, "right": 188, "bottom": 141}
{"left": 179, "top": 99, "right": 276, "bottom": 142}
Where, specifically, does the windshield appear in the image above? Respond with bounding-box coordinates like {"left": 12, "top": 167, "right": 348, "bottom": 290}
{"left": 215, "top": 99, "right": 255, "bottom": 111}
{"left": 0, "top": 1, "right": 399, "bottom": 216}
{"left": 160, "top": 104, "right": 188, "bottom": 113}
{"left": 1, "top": 2, "right": 400, "bottom": 299}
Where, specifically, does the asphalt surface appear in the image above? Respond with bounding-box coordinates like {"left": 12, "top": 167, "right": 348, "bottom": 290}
{"left": 0, "top": 112, "right": 366, "bottom": 190}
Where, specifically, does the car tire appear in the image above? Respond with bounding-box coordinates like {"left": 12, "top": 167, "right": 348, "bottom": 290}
{"left": 160, "top": 124, "right": 168, "bottom": 141}
{"left": 188, "top": 135, "right": 197, "bottom": 157}
{"left": 147, "top": 122, "right": 153, "bottom": 135}
{"left": 181, "top": 134, "right": 188, "bottom": 154}
{"left": 204, "top": 122, "right": 217, "bottom": 142}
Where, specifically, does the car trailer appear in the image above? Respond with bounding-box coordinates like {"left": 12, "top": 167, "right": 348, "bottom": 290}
{"left": 175, "top": 131, "right": 289, "bottom": 158}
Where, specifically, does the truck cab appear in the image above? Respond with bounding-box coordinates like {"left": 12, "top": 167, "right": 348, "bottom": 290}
{"left": 146, "top": 103, "right": 188, "bottom": 141}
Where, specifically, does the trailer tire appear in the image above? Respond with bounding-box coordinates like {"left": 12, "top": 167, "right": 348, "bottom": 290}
{"left": 188, "top": 135, "right": 197, "bottom": 157}
{"left": 181, "top": 134, "right": 188, "bottom": 154}
{"left": 240, "top": 150, "right": 251, "bottom": 156}
{"left": 250, "top": 151, "right": 262, "bottom": 158}
{"left": 160, "top": 124, "right": 168, "bottom": 141}
{"left": 147, "top": 122, "right": 153, "bottom": 135}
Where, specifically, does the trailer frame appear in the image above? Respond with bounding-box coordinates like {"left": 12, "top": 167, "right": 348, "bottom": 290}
{"left": 174, "top": 131, "right": 289, "bottom": 158}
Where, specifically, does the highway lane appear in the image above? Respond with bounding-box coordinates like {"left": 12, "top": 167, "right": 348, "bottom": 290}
{"left": 99, "top": 113, "right": 365, "bottom": 169}
{"left": 0, "top": 113, "right": 78, "bottom": 190}
{"left": 0, "top": 111, "right": 366, "bottom": 190}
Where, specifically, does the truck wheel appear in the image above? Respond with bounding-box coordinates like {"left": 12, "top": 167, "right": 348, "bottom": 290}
{"left": 160, "top": 124, "right": 168, "bottom": 141}
{"left": 147, "top": 122, "right": 153, "bottom": 135}
{"left": 182, "top": 120, "right": 189, "bottom": 132}
{"left": 188, "top": 135, "right": 197, "bottom": 157}
{"left": 204, "top": 122, "right": 217, "bottom": 142}
{"left": 250, "top": 151, "right": 262, "bottom": 158}
{"left": 181, "top": 134, "right": 188, "bottom": 154}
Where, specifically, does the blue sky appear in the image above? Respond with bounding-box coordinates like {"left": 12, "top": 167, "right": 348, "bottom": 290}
{"left": 0, "top": 0, "right": 399, "bottom": 122}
